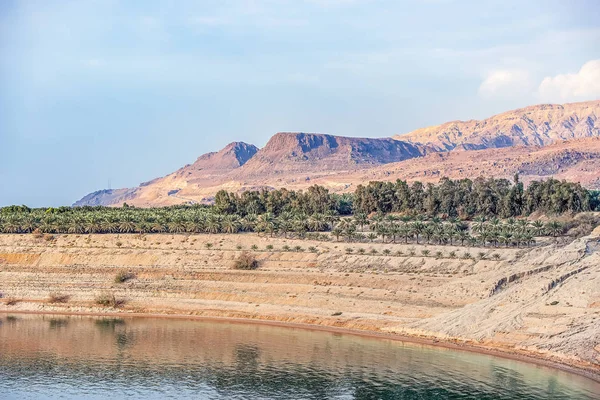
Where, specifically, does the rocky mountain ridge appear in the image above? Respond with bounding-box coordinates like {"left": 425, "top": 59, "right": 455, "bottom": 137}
{"left": 74, "top": 100, "right": 600, "bottom": 207}
{"left": 397, "top": 101, "right": 599, "bottom": 151}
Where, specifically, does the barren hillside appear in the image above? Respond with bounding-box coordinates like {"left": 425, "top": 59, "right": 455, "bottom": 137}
{"left": 74, "top": 100, "right": 600, "bottom": 207}
{"left": 397, "top": 100, "right": 599, "bottom": 151}
{"left": 1, "top": 229, "right": 598, "bottom": 374}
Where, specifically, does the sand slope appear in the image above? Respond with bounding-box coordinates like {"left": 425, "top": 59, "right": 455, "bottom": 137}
{"left": 0, "top": 231, "right": 598, "bottom": 374}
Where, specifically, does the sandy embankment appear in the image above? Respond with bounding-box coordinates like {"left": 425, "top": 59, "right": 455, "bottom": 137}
{"left": 1, "top": 230, "right": 599, "bottom": 378}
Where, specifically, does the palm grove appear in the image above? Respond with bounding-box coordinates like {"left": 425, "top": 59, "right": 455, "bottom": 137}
{"left": 1, "top": 177, "right": 599, "bottom": 249}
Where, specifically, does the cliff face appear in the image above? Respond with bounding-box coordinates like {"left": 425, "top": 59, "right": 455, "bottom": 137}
{"left": 236, "top": 132, "right": 422, "bottom": 176}
{"left": 396, "top": 100, "right": 600, "bottom": 151}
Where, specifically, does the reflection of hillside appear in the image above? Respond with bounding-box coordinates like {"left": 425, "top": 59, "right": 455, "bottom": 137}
{"left": 1, "top": 315, "right": 597, "bottom": 399}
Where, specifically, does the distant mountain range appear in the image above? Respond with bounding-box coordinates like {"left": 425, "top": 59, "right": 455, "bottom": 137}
{"left": 74, "top": 100, "right": 600, "bottom": 207}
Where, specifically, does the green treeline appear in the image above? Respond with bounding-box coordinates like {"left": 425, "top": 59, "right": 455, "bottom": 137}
{"left": 0, "top": 176, "right": 597, "bottom": 236}
{"left": 215, "top": 176, "right": 594, "bottom": 218}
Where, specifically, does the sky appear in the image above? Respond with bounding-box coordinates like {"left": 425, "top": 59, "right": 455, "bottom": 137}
{"left": 1, "top": 0, "right": 599, "bottom": 207}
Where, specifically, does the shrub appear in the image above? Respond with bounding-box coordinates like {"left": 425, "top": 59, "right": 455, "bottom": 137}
{"left": 357, "top": 248, "right": 366, "bottom": 254}
{"left": 345, "top": 247, "right": 354, "bottom": 254}
{"left": 5, "top": 297, "right": 19, "bottom": 306}
{"left": 449, "top": 251, "right": 457, "bottom": 258}
{"left": 232, "top": 252, "right": 259, "bottom": 270}
{"left": 383, "top": 249, "right": 391, "bottom": 255}
{"left": 435, "top": 251, "right": 443, "bottom": 259}
{"left": 478, "top": 252, "right": 486, "bottom": 259}
{"left": 370, "top": 248, "right": 378, "bottom": 255}
{"left": 236, "top": 244, "right": 243, "bottom": 250}
{"left": 266, "top": 244, "right": 274, "bottom": 251}
{"left": 395, "top": 250, "right": 404, "bottom": 256}
{"left": 283, "top": 245, "right": 291, "bottom": 251}
{"left": 115, "top": 241, "right": 123, "bottom": 248}
{"left": 114, "top": 270, "right": 136, "bottom": 284}
{"left": 462, "top": 252, "right": 472, "bottom": 259}
{"left": 95, "top": 292, "right": 125, "bottom": 308}
{"left": 205, "top": 242, "right": 213, "bottom": 249}
{"left": 492, "top": 253, "right": 501, "bottom": 260}
{"left": 251, "top": 244, "right": 259, "bottom": 251}
{"left": 294, "top": 245, "right": 304, "bottom": 252}
{"left": 48, "top": 292, "right": 70, "bottom": 303}
{"left": 308, "top": 246, "right": 317, "bottom": 253}
{"left": 408, "top": 247, "right": 416, "bottom": 256}
{"left": 421, "top": 249, "right": 430, "bottom": 257}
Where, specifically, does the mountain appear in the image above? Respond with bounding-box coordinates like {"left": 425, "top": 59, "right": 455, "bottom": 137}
{"left": 235, "top": 132, "right": 422, "bottom": 177}
{"left": 74, "top": 100, "right": 600, "bottom": 207}
{"left": 189, "top": 141, "right": 258, "bottom": 171}
{"left": 396, "top": 100, "right": 599, "bottom": 151}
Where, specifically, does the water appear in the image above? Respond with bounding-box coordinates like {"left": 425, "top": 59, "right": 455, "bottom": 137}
{"left": 0, "top": 314, "right": 598, "bottom": 399}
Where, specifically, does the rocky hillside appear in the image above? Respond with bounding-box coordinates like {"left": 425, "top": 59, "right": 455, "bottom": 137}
{"left": 235, "top": 132, "right": 422, "bottom": 177}
{"left": 397, "top": 100, "right": 599, "bottom": 151}
{"left": 190, "top": 141, "right": 258, "bottom": 171}
{"left": 74, "top": 100, "right": 600, "bottom": 207}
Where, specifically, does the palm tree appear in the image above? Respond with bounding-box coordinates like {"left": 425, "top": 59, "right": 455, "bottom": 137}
{"left": 457, "top": 231, "right": 469, "bottom": 246}
{"left": 423, "top": 224, "right": 435, "bottom": 244}
{"left": 499, "top": 232, "right": 512, "bottom": 247}
{"left": 531, "top": 220, "right": 545, "bottom": 236}
{"left": 473, "top": 216, "right": 487, "bottom": 234}
{"left": 222, "top": 215, "right": 240, "bottom": 234}
{"left": 411, "top": 221, "right": 424, "bottom": 244}
{"left": 308, "top": 214, "right": 328, "bottom": 232}
{"left": 206, "top": 214, "right": 222, "bottom": 234}
{"left": 398, "top": 224, "right": 412, "bottom": 244}
{"left": 353, "top": 213, "right": 369, "bottom": 231}
{"left": 545, "top": 221, "right": 563, "bottom": 238}
{"left": 343, "top": 222, "right": 357, "bottom": 242}
{"left": 258, "top": 213, "right": 277, "bottom": 237}
{"left": 241, "top": 214, "right": 257, "bottom": 232}
{"left": 332, "top": 226, "right": 343, "bottom": 242}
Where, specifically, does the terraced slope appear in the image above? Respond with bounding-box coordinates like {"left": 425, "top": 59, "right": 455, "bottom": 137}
{"left": 1, "top": 230, "right": 598, "bottom": 373}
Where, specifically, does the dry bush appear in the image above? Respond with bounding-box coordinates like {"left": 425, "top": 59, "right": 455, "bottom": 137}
{"left": 232, "top": 252, "right": 259, "bottom": 270}
{"left": 48, "top": 292, "right": 70, "bottom": 303}
{"left": 114, "top": 270, "right": 136, "bottom": 284}
{"left": 95, "top": 292, "right": 126, "bottom": 308}
{"left": 5, "top": 297, "right": 19, "bottom": 306}
{"left": 32, "top": 228, "right": 43, "bottom": 239}
{"left": 44, "top": 234, "right": 55, "bottom": 242}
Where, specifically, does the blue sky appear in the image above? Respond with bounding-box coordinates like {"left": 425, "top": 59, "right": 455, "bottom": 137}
{"left": 1, "top": 0, "right": 599, "bottom": 207}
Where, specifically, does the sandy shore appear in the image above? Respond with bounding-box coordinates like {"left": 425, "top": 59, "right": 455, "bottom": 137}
{"left": 1, "top": 230, "right": 599, "bottom": 380}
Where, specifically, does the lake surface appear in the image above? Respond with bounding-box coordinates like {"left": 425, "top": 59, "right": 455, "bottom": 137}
{"left": 0, "top": 314, "right": 598, "bottom": 399}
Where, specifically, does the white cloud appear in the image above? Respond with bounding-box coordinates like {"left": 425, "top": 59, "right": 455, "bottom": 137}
{"left": 478, "top": 69, "right": 532, "bottom": 98}
{"left": 538, "top": 59, "right": 600, "bottom": 102}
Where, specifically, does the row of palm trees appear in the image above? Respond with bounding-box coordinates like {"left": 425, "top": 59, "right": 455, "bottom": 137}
{"left": 0, "top": 210, "right": 336, "bottom": 236}
{"left": 0, "top": 209, "right": 563, "bottom": 248}
{"left": 330, "top": 214, "right": 563, "bottom": 248}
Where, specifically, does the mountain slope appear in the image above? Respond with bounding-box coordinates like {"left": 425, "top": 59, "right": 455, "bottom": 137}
{"left": 234, "top": 132, "right": 422, "bottom": 177}
{"left": 396, "top": 100, "right": 600, "bottom": 151}
{"left": 189, "top": 141, "right": 258, "bottom": 171}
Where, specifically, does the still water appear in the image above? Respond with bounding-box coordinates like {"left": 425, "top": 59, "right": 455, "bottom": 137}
{"left": 0, "top": 314, "right": 598, "bottom": 399}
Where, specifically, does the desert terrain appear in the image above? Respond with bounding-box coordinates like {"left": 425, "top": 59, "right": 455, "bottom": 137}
{"left": 1, "top": 226, "right": 599, "bottom": 378}
{"left": 75, "top": 100, "right": 600, "bottom": 207}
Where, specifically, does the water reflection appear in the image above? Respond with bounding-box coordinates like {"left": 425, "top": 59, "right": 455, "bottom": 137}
{"left": 0, "top": 314, "right": 598, "bottom": 399}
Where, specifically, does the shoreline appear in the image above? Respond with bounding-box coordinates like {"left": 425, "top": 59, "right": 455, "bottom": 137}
{"left": 3, "top": 309, "right": 599, "bottom": 384}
